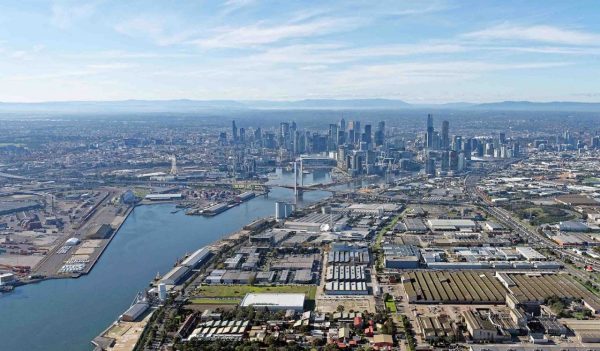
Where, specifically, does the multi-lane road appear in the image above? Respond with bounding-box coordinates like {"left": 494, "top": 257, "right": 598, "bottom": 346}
{"left": 465, "top": 171, "right": 600, "bottom": 283}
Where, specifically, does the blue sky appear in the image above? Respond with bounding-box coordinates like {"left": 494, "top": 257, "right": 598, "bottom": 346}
{"left": 1, "top": 0, "right": 600, "bottom": 103}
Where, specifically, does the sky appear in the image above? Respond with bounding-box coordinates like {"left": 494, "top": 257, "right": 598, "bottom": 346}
{"left": 1, "top": 0, "right": 600, "bottom": 103}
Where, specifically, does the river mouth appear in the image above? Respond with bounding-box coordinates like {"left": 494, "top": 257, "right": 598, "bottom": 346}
{"left": 0, "top": 183, "right": 331, "bottom": 351}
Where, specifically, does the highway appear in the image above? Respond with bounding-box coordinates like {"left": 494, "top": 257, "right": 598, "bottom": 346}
{"left": 464, "top": 170, "right": 600, "bottom": 283}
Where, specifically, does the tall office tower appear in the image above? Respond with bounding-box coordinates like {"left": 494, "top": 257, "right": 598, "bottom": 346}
{"left": 499, "top": 132, "right": 506, "bottom": 145}
{"left": 425, "top": 156, "right": 436, "bottom": 176}
{"left": 353, "top": 121, "right": 361, "bottom": 143}
{"left": 441, "top": 150, "right": 450, "bottom": 171}
{"left": 426, "top": 114, "right": 434, "bottom": 148}
{"left": 337, "top": 130, "right": 346, "bottom": 145}
{"left": 457, "top": 152, "right": 465, "bottom": 171}
{"left": 441, "top": 120, "right": 449, "bottom": 149}
{"left": 254, "top": 127, "right": 262, "bottom": 146}
{"left": 563, "top": 130, "right": 572, "bottom": 145}
{"left": 232, "top": 120, "right": 238, "bottom": 141}
{"left": 279, "top": 122, "right": 290, "bottom": 148}
{"left": 449, "top": 150, "right": 458, "bottom": 171}
{"left": 433, "top": 131, "right": 441, "bottom": 150}
{"left": 463, "top": 137, "right": 472, "bottom": 160}
{"left": 374, "top": 121, "right": 385, "bottom": 146}
{"left": 485, "top": 142, "right": 494, "bottom": 157}
{"left": 348, "top": 129, "right": 355, "bottom": 146}
{"left": 304, "top": 131, "right": 311, "bottom": 153}
{"left": 513, "top": 142, "right": 520, "bottom": 156}
{"left": 339, "top": 118, "right": 346, "bottom": 132}
{"left": 239, "top": 128, "right": 245, "bottom": 143}
{"left": 452, "top": 135, "right": 463, "bottom": 152}
{"left": 476, "top": 142, "right": 484, "bottom": 157}
{"left": 293, "top": 130, "right": 300, "bottom": 155}
{"left": 329, "top": 124, "right": 339, "bottom": 150}
{"left": 363, "top": 124, "right": 372, "bottom": 145}
{"left": 337, "top": 145, "right": 347, "bottom": 164}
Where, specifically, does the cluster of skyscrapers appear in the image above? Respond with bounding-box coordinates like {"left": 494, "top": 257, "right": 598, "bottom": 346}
{"left": 423, "top": 114, "right": 519, "bottom": 176}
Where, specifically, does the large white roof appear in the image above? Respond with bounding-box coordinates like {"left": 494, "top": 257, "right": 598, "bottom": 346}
{"left": 240, "top": 293, "right": 305, "bottom": 309}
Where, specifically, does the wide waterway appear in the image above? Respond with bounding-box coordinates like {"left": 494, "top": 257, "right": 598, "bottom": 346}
{"left": 0, "top": 174, "right": 330, "bottom": 351}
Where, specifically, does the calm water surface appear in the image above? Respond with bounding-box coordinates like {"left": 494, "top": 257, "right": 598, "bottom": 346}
{"left": 0, "top": 179, "right": 329, "bottom": 351}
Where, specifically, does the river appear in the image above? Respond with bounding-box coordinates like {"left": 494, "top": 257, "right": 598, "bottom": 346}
{"left": 0, "top": 172, "right": 330, "bottom": 351}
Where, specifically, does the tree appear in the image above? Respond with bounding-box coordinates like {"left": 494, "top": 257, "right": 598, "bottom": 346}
{"left": 336, "top": 305, "right": 345, "bottom": 313}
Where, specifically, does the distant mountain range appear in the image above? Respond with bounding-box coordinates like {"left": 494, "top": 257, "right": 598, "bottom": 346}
{"left": 1, "top": 99, "right": 600, "bottom": 113}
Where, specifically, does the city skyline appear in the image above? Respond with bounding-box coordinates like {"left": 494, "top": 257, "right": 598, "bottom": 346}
{"left": 2, "top": 0, "right": 600, "bottom": 103}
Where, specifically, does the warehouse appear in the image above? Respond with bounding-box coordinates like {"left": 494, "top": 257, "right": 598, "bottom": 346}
{"left": 403, "top": 218, "right": 428, "bottom": 233}
{"left": 90, "top": 224, "right": 113, "bottom": 239}
{"left": 326, "top": 265, "right": 367, "bottom": 281}
{"left": 561, "top": 319, "right": 600, "bottom": 343}
{"left": 221, "top": 271, "right": 256, "bottom": 284}
{"left": 144, "top": 193, "right": 183, "bottom": 201}
{"left": 344, "top": 203, "right": 402, "bottom": 215}
{"left": 402, "top": 271, "right": 507, "bottom": 304}
{"left": 383, "top": 245, "right": 421, "bottom": 269}
{"left": 240, "top": 293, "right": 305, "bottom": 311}
{"left": 271, "top": 254, "right": 318, "bottom": 270}
{"left": 181, "top": 247, "right": 212, "bottom": 268}
{"left": 161, "top": 265, "right": 191, "bottom": 285}
{"left": 324, "top": 281, "right": 369, "bottom": 295}
{"left": 498, "top": 273, "right": 600, "bottom": 313}
{"left": 293, "top": 269, "right": 313, "bottom": 283}
{"left": 516, "top": 247, "right": 547, "bottom": 261}
{"left": 327, "top": 243, "right": 370, "bottom": 264}
{"left": 121, "top": 302, "right": 149, "bottom": 322}
{"left": 427, "top": 219, "right": 477, "bottom": 232}
{"left": 416, "top": 315, "right": 456, "bottom": 343}
{"left": 0, "top": 200, "right": 42, "bottom": 216}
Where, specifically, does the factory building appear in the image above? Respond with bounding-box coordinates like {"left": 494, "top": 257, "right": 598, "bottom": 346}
{"left": 383, "top": 245, "right": 421, "bottom": 269}
{"left": 240, "top": 293, "right": 305, "bottom": 311}
{"left": 427, "top": 219, "right": 477, "bottom": 232}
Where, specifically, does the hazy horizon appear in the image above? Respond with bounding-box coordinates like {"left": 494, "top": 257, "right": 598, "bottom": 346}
{"left": 2, "top": 0, "right": 600, "bottom": 103}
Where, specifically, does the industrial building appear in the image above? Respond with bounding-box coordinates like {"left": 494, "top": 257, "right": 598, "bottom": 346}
{"left": 90, "top": 224, "right": 113, "bottom": 239}
{"left": 0, "top": 272, "right": 15, "bottom": 286}
{"left": 427, "top": 219, "right": 477, "bottom": 232}
{"left": 402, "top": 271, "right": 507, "bottom": 304}
{"left": 402, "top": 218, "right": 429, "bottom": 233}
{"left": 181, "top": 247, "right": 212, "bottom": 268}
{"left": 121, "top": 302, "right": 149, "bottom": 322}
{"left": 561, "top": 319, "right": 600, "bottom": 343}
{"left": 383, "top": 245, "right": 421, "bottom": 269}
{"left": 275, "top": 201, "right": 295, "bottom": 221}
{"left": 144, "top": 193, "right": 183, "bottom": 201}
{"left": 463, "top": 309, "right": 510, "bottom": 343}
{"left": 327, "top": 243, "right": 370, "bottom": 264}
{"left": 161, "top": 266, "right": 191, "bottom": 286}
{"left": 324, "top": 281, "right": 369, "bottom": 295}
{"left": 240, "top": 293, "right": 305, "bottom": 311}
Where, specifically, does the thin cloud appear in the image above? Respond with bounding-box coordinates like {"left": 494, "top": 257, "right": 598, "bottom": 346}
{"left": 189, "top": 17, "right": 363, "bottom": 48}
{"left": 221, "top": 0, "right": 257, "bottom": 15}
{"left": 114, "top": 15, "right": 201, "bottom": 46}
{"left": 463, "top": 24, "right": 600, "bottom": 46}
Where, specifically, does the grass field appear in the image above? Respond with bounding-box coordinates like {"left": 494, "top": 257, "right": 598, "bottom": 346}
{"left": 195, "top": 285, "right": 317, "bottom": 299}
{"left": 385, "top": 300, "right": 397, "bottom": 313}
{"left": 189, "top": 298, "right": 241, "bottom": 305}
